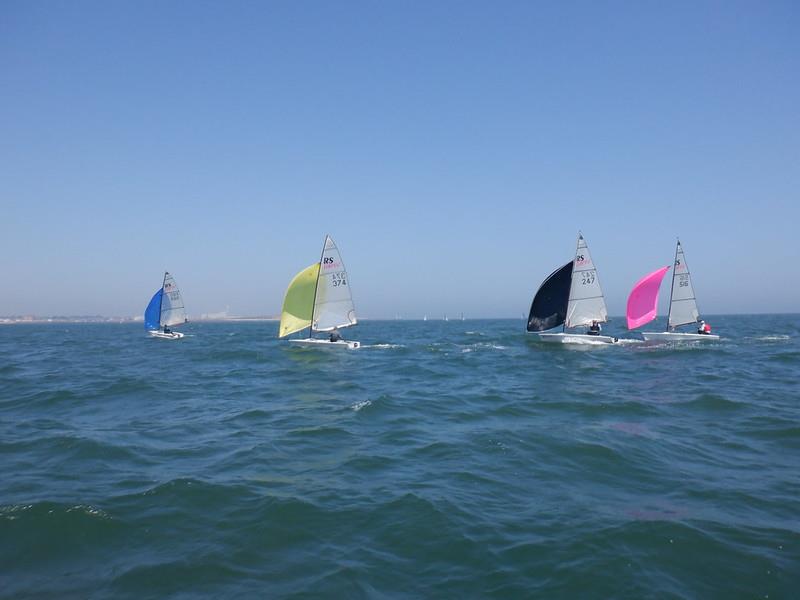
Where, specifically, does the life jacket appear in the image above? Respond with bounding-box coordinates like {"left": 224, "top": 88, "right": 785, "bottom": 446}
{"left": 703, "top": 323, "right": 711, "bottom": 333}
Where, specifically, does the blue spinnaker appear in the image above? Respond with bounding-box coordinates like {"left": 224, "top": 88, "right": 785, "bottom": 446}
{"left": 144, "top": 289, "right": 163, "bottom": 330}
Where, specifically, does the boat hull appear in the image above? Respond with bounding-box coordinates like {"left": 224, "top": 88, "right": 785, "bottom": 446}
{"left": 640, "top": 331, "right": 719, "bottom": 342}
{"left": 532, "top": 332, "right": 619, "bottom": 345}
{"left": 148, "top": 331, "right": 185, "bottom": 339}
{"left": 288, "top": 338, "right": 360, "bottom": 350}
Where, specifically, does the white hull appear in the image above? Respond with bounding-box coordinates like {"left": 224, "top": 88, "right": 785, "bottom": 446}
{"left": 533, "top": 332, "right": 619, "bottom": 345}
{"left": 288, "top": 338, "right": 360, "bottom": 350}
{"left": 641, "top": 331, "right": 719, "bottom": 342}
{"left": 148, "top": 330, "right": 184, "bottom": 339}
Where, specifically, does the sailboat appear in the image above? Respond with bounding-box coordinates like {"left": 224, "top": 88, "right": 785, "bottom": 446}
{"left": 527, "top": 233, "right": 618, "bottom": 344}
{"left": 144, "top": 271, "right": 187, "bottom": 339}
{"left": 630, "top": 240, "right": 719, "bottom": 342}
{"left": 278, "top": 235, "right": 360, "bottom": 349}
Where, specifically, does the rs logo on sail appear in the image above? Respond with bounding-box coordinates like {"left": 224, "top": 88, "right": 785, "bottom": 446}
{"left": 323, "top": 257, "right": 341, "bottom": 269}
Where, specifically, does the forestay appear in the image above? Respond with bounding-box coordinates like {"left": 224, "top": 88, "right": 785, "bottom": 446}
{"left": 279, "top": 264, "right": 321, "bottom": 338}
{"left": 565, "top": 234, "right": 608, "bottom": 328}
{"left": 312, "top": 236, "right": 357, "bottom": 332}
{"left": 160, "top": 272, "right": 187, "bottom": 327}
{"left": 527, "top": 261, "right": 573, "bottom": 332}
{"left": 668, "top": 241, "right": 700, "bottom": 328}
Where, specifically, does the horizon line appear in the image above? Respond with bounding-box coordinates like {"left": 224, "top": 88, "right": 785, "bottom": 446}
{"left": 2, "top": 311, "right": 798, "bottom": 324}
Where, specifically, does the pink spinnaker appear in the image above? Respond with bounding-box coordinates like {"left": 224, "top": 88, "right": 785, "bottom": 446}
{"left": 626, "top": 266, "right": 670, "bottom": 329}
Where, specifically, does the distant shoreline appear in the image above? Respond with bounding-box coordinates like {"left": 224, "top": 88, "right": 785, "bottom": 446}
{"left": 0, "top": 317, "right": 280, "bottom": 324}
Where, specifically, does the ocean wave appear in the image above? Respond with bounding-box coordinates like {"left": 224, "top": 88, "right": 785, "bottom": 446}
{"left": 350, "top": 399, "right": 372, "bottom": 411}
{"left": 682, "top": 393, "right": 746, "bottom": 411}
{"left": 1, "top": 319, "right": 798, "bottom": 598}
{"left": 768, "top": 350, "right": 800, "bottom": 363}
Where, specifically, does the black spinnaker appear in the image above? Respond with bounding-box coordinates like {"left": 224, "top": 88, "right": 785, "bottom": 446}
{"left": 527, "top": 261, "right": 573, "bottom": 332}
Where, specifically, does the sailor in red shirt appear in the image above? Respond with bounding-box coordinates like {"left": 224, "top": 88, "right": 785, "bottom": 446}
{"left": 697, "top": 320, "right": 712, "bottom": 334}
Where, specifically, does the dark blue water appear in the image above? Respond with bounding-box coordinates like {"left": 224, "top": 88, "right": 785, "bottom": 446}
{"left": 1, "top": 316, "right": 798, "bottom": 598}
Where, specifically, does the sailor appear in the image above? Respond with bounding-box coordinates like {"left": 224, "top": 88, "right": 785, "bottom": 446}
{"left": 697, "top": 320, "right": 711, "bottom": 335}
{"left": 329, "top": 328, "right": 342, "bottom": 342}
{"left": 588, "top": 320, "right": 601, "bottom": 336}
{"left": 164, "top": 326, "right": 172, "bottom": 334}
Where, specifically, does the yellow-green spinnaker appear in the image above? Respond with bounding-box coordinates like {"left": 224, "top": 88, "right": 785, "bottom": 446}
{"left": 279, "top": 263, "right": 320, "bottom": 338}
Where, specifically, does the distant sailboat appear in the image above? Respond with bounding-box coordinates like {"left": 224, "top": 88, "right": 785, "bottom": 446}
{"left": 527, "top": 233, "right": 618, "bottom": 344}
{"left": 145, "top": 271, "right": 187, "bottom": 339}
{"left": 629, "top": 240, "right": 719, "bottom": 341}
{"left": 278, "top": 235, "right": 360, "bottom": 349}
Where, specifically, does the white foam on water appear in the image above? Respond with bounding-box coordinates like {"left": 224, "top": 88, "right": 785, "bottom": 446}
{"left": 462, "top": 342, "right": 508, "bottom": 352}
{"left": 565, "top": 337, "right": 614, "bottom": 346}
{"left": 363, "top": 343, "right": 405, "bottom": 349}
{"left": 67, "top": 504, "right": 110, "bottom": 518}
{"left": 351, "top": 399, "right": 372, "bottom": 411}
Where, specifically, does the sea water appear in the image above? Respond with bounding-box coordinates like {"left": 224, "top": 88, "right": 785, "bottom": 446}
{"left": 1, "top": 315, "right": 798, "bottom": 598}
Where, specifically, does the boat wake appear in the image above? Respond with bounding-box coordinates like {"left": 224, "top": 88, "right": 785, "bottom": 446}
{"left": 749, "top": 335, "right": 790, "bottom": 342}
{"left": 461, "top": 343, "right": 507, "bottom": 353}
{"left": 616, "top": 337, "right": 644, "bottom": 346}
{"left": 363, "top": 343, "right": 405, "bottom": 349}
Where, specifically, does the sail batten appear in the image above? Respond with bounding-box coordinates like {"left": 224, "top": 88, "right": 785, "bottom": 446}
{"left": 565, "top": 234, "right": 608, "bottom": 328}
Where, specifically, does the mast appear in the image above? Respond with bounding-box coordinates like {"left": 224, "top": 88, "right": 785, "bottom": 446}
{"left": 564, "top": 232, "right": 581, "bottom": 332}
{"left": 308, "top": 235, "right": 326, "bottom": 338}
{"left": 665, "top": 239, "right": 679, "bottom": 331}
{"left": 159, "top": 271, "right": 167, "bottom": 328}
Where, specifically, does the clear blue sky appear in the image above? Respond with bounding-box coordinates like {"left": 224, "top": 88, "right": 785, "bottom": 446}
{"left": 2, "top": 1, "right": 798, "bottom": 318}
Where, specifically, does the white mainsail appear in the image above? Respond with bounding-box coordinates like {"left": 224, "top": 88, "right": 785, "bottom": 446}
{"left": 565, "top": 234, "right": 609, "bottom": 328}
{"left": 312, "top": 236, "right": 357, "bottom": 332}
{"left": 160, "top": 272, "right": 187, "bottom": 327}
{"left": 667, "top": 240, "right": 700, "bottom": 329}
